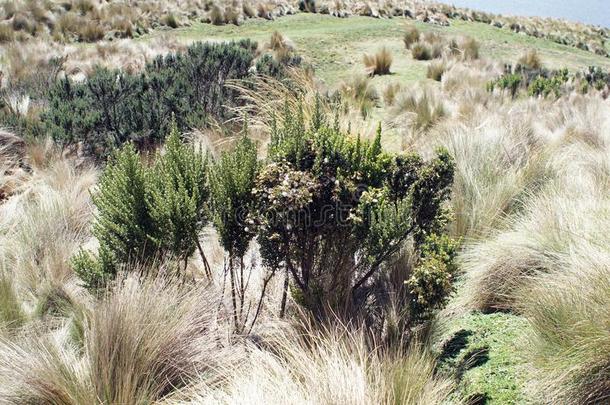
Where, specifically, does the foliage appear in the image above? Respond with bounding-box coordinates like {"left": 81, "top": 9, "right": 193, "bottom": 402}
{"left": 148, "top": 124, "right": 210, "bottom": 265}
{"left": 527, "top": 69, "right": 568, "bottom": 97}
{"left": 209, "top": 133, "right": 259, "bottom": 329}
{"left": 73, "top": 130, "right": 209, "bottom": 290}
{"left": 407, "top": 234, "right": 458, "bottom": 320}
{"left": 73, "top": 144, "right": 156, "bottom": 290}
{"left": 209, "top": 135, "right": 259, "bottom": 260}
{"left": 253, "top": 108, "right": 455, "bottom": 319}
{"left": 486, "top": 73, "right": 522, "bottom": 97}
{"left": 44, "top": 40, "right": 257, "bottom": 159}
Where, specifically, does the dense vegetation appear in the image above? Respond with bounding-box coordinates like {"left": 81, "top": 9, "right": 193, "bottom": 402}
{"left": 44, "top": 40, "right": 257, "bottom": 157}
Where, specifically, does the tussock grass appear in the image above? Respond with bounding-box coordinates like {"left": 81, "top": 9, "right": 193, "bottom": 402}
{"left": 0, "top": 275, "right": 230, "bottom": 404}
{"left": 411, "top": 41, "right": 432, "bottom": 61}
{"left": 458, "top": 96, "right": 610, "bottom": 312}
{"left": 518, "top": 49, "right": 542, "bottom": 70}
{"left": 391, "top": 86, "right": 446, "bottom": 136}
{"left": 426, "top": 59, "right": 451, "bottom": 81}
{"left": 167, "top": 323, "right": 453, "bottom": 404}
{"left": 383, "top": 82, "right": 402, "bottom": 106}
{"left": 363, "top": 47, "right": 393, "bottom": 76}
{"left": 340, "top": 74, "right": 379, "bottom": 118}
{"left": 520, "top": 262, "right": 610, "bottom": 404}
{"left": 403, "top": 25, "right": 420, "bottom": 49}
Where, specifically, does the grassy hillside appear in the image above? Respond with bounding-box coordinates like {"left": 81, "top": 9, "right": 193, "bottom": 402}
{"left": 161, "top": 13, "right": 610, "bottom": 85}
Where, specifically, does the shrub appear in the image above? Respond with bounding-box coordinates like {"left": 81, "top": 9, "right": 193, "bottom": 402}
{"left": 403, "top": 25, "right": 420, "bottom": 49}
{"left": 209, "top": 134, "right": 259, "bottom": 328}
{"left": 148, "top": 125, "right": 211, "bottom": 270}
{"left": 407, "top": 234, "right": 458, "bottom": 320}
{"left": 44, "top": 40, "right": 256, "bottom": 158}
{"left": 210, "top": 5, "right": 225, "bottom": 25}
{"left": 72, "top": 144, "right": 156, "bottom": 290}
{"left": 363, "top": 47, "right": 393, "bottom": 76}
{"left": 411, "top": 42, "right": 432, "bottom": 61}
{"left": 73, "top": 129, "right": 211, "bottom": 290}
{"left": 254, "top": 110, "right": 455, "bottom": 319}
{"left": 487, "top": 73, "right": 522, "bottom": 97}
{"left": 527, "top": 70, "right": 568, "bottom": 97}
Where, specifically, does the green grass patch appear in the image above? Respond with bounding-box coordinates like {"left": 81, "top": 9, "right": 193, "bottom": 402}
{"left": 152, "top": 14, "right": 610, "bottom": 87}
{"left": 435, "top": 311, "right": 532, "bottom": 404}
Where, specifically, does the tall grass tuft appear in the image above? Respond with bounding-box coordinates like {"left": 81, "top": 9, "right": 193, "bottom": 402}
{"left": 363, "top": 47, "right": 393, "bottom": 76}
{"left": 166, "top": 323, "right": 454, "bottom": 404}
{"left": 403, "top": 25, "right": 420, "bottom": 49}
{"left": 518, "top": 49, "right": 542, "bottom": 69}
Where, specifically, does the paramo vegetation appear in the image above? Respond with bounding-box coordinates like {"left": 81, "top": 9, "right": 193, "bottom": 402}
{"left": 1, "top": 1, "right": 610, "bottom": 404}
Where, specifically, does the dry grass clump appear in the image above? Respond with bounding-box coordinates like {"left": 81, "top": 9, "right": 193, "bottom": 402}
{"left": 340, "top": 74, "right": 379, "bottom": 118}
{"left": 229, "top": 68, "right": 373, "bottom": 138}
{"left": 391, "top": 86, "right": 446, "bottom": 137}
{"left": 0, "top": 139, "right": 96, "bottom": 328}
{"left": 517, "top": 49, "right": 542, "bottom": 70}
{"left": 519, "top": 261, "right": 610, "bottom": 404}
{"left": 363, "top": 47, "right": 393, "bottom": 76}
{"left": 383, "top": 82, "right": 402, "bottom": 106}
{"left": 411, "top": 31, "right": 480, "bottom": 63}
{"left": 167, "top": 323, "right": 453, "bottom": 404}
{"left": 411, "top": 41, "right": 432, "bottom": 61}
{"left": 458, "top": 37, "right": 480, "bottom": 60}
{"left": 210, "top": 4, "right": 226, "bottom": 26}
{"left": 403, "top": 24, "right": 420, "bottom": 49}
{"left": 0, "top": 275, "right": 231, "bottom": 404}
{"left": 460, "top": 95, "right": 610, "bottom": 311}
{"left": 426, "top": 59, "right": 451, "bottom": 81}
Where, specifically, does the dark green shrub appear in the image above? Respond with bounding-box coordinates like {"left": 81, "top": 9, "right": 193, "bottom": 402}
{"left": 73, "top": 129, "right": 210, "bottom": 290}
{"left": 407, "top": 234, "right": 459, "bottom": 321}
{"left": 528, "top": 71, "right": 568, "bottom": 97}
{"left": 148, "top": 124, "right": 210, "bottom": 270}
{"left": 253, "top": 109, "right": 455, "bottom": 319}
{"left": 44, "top": 40, "right": 257, "bottom": 159}
{"left": 209, "top": 133, "right": 259, "bottom": 328}
{"left": 73, "top": 144, "right": 156, "bottom": 290}
{"left": 487, "top": 73, "right": 522, "bottom": 98}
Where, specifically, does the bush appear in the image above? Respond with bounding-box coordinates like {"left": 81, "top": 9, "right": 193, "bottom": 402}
{"left": 73, "top": 129, "right": 210, "bottom": 290}
{"left": 73, "top": 144, "right": 156, "bottom": 290}
{"left": 209, "top": 134, "right": 259, "bottom": 328}
{"left": 253, "top": 110, "right": 455, "bottom": 319}
{"left": 148, "top": 125, "right": 210, "bottom": 269}
{"left": 487, "top": 73, "right": 522, "bottom": 97}
{"left": 363, "top": 47, "right": 393, "bottom": 76}
{"left": 44, "top": 40, "right": 256, "bottom": 159}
